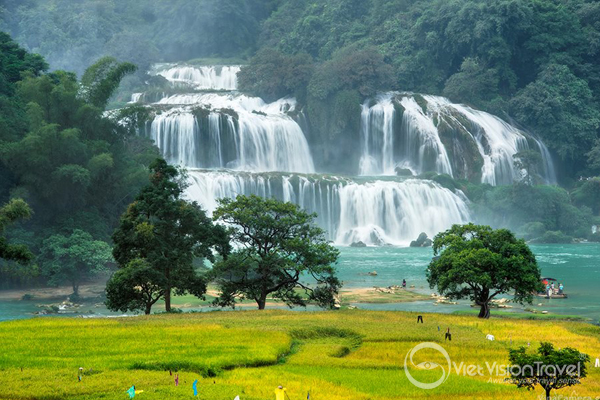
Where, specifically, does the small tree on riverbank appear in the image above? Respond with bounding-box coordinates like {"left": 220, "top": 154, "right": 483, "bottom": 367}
{"left": 426, "top": 223, "right": 541, "bottom": 318}
{"left": 39, "top": 229, "right": 113, "bottom": 298}
{"left": 507, "top": 342, "right": 590, "bottom": 400}
{"left": 211, "top": 195, "right": 340, "bottom": 310}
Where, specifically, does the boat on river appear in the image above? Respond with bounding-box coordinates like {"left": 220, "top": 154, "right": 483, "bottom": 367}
{"left": 537, "top": 277, "right": 568, "bottom": 299}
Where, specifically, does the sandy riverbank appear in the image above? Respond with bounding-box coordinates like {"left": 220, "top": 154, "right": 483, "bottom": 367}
{"left": 0, "top": 283, "right": 429, "bottom": 307}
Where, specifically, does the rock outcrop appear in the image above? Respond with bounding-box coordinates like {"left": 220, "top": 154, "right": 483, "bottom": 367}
{"left": 410, "top": 232, "right": 432, "bottom": 247}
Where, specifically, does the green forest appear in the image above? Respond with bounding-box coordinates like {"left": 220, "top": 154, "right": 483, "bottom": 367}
{"left": 1, "top": 0, "right": 600, "bottom": 290}
{"left": 0, "top": 32, "right": 158, "bottom": 288}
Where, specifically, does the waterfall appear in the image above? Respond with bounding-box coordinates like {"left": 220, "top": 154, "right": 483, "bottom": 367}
{"left": 155, "top": 65, "right": 241, "bottom": 90}
{"left": 129, "top": 93, "right": 142, "bottom": 103}
{"left": 150, "top": 110, "right": 199, "bottom": 167}
{"left": 335, "top": 179, "right": 470, "bottom": 245}
{"left": 535, "top": 139, "right": 557, "bottom": 184}
{"left": 358, "top": 93, "right": 396, "bottom": 175}
{"left": 359, "top": 93, "right": 453, "bottom": 177}
{"left": 359, "top": 92, "right": 556, "bottom": 185}
{"left": 186, "top": 170, "right": 470, "bottom": 246}
{"left": 148, "top": 94, "right": 314, "bottom": 173}
{"left": 439, "top": 99, "right": 531, "bottom": 186}
{"left": 129, "top": 64, "right": 561, "bottom": 246}
{"left": 397, "top": 96, "right": 454, "bottom": 176}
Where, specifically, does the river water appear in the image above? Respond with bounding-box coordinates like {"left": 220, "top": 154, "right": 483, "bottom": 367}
{"left": 336, "top": 243, "right": 600, "bottom": 322}
{"left": 0, "top": 244, "right": 598, "bottom": 322}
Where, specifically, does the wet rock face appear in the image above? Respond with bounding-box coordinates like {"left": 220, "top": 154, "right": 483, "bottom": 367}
{"left": 394, "top": 167, "right": 414, "bottom": 177}
{"left": 410, "top": 232, "right": 432, "bottom": 247}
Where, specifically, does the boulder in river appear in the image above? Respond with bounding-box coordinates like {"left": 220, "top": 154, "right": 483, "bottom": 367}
{"left": 410, "top": 232, "right": 432, "bottom": 247}
{"left": 350, "top": 241, "right": 367, "bottom": 247}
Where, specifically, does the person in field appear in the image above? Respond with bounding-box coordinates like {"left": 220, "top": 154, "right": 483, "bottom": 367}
{"left": 445, "top": 327, "right": 452, "bottom": 341}
{"left": 275, "top": 385, "right": 287, "bottom": 400}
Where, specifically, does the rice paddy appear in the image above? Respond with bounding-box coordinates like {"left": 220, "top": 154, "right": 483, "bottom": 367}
{"left": 0, "top": 310, "right": 599, "bottom": 399}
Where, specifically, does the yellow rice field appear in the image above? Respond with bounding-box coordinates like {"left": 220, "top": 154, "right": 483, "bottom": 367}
{"left": 0, "top": 310, "right": 598, "bottom": 400}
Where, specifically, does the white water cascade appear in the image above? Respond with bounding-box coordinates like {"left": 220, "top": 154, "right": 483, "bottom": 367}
{"left": 154, "top": 64, "right": 241, "bottom": 90}
{"left": 359, "top": 93, "right": 453, "bottom": 177}
{"left": 186, "top": 170, "right": 470, "bottom": 245}
{"left": 131, "top": 63, "right": 558, "bottom": 246}
{"left": 359, "top": 92, "right": 556, "bottom": 185}
{"left": 147, "top": 94, "right": 314, "bottom": 173}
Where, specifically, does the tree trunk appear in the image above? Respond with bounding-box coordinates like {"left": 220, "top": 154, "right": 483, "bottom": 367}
{"left": 478, "top": 302, "right": 490, "bottom": 319}
{"left": 257, "top": 293, "right": 267, "bottom": 310}
{"left": 164, "top": 285, "right": 171, "bottom": 312}
{"left": 546, "top": 387, "right": 551, "bottom": 400}
{"left": 72, "top": 282, "right": 79, "bottom": 297}
{"left": 145, "top": 303, "right": 152, "bottom": 315}
{"left": 164, "top": 268, "right": 171, "bottom": 312}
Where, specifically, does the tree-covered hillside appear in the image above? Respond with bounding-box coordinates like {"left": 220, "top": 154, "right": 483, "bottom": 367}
{"left": 248, "top": 0, "right": 600, "bottom": 177}
{"left": 4, "top": 0, "right": 598, "bottom": 178}
{"left": 0, "top": 33, "right": 157, "bottom": 288}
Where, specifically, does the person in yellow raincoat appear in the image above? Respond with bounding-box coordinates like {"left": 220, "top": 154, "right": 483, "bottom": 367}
{"left": 275, "top": 385, "right": 287, "bottom": 400}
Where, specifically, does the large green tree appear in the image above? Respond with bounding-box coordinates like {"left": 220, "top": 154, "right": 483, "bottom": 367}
{"left": 427, "top": 223, "right": 541, "bottom": 318}
{"left": 507, "top": 342, "right": 590, "bottom": 400}
{"left": 212, "top": 195, "right": 340, "bottom": 310}
{"left": 39, "top": 229, "right": 113, "bottom": 297}
{"left": 109, "top": 158, "right": 230, "bottom": 312}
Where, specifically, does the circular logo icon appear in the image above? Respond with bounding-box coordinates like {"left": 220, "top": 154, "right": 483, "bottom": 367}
{"left": 404, "top": 342, "right": 451, "bottom": 389}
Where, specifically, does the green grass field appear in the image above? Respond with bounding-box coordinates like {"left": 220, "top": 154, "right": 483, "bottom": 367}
{"left": 0, "top": 310, "right": 599, "bottom": 400}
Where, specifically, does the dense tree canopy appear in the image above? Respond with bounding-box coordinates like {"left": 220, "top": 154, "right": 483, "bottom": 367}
{"left": 0, "top": 0, "right": 278, "bottom": 75}
{"left": 212, "top": 195, "right": 340, "bottom": 310}
{"left": 427, "top": 223, "right": 541, "bottom": 318}
{"left": 510, "top": 64, "right": 600, "bottom": 161}
{"left": 109, "top": 159, "right": 230, "bottom": 312}
{"left": 238, "top": 48, "right": 313, "bottom": 102}
{"left": 0, "top": 32, "right": 158, "bottom": 289}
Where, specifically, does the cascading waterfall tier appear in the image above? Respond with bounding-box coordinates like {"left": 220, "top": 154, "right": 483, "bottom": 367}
{"left": 152, "top": 64, "right": 241, "bottom": 90}
{"left": 146, "top": 93, "right": 315, "bottom": 173}
{"left": 186, "top": 170, "right": 470, "bottom": 246}
{"left": 359, "top": 92, "right": 556, "bottom": 185}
